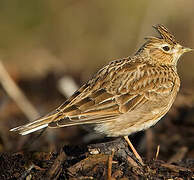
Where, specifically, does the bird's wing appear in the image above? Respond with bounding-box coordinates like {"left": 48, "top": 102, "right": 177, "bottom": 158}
{"left": 48, "top": 58, "right": 178, "bottom": 127}
{"left": 47, "top": 59, "right": 144, "bottom": 127}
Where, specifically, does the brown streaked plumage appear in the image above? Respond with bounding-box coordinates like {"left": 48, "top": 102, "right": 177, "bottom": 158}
{"left": 10, "top": 24, "right": 192, "bottom": 164}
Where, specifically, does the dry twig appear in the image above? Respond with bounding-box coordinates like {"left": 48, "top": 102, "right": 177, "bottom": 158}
{"left": 47, "top": 149, "right": 67, "bottom": 180}
{"left": 168, "top": 146, "right": 188, "bottom": 163}
{"left": 107, "top": 149, "right": 115, "bottom": 180}
{"left": 155, "top": 145, "right": 160, "bottom": 160}
{"left": 161, "top": 163, "right": 191, "bottom": 173}
{"left": 68, "top": 154, "right": 109, "bottom": 177}
{"left": 0, "top": 60, "right": 39, "bottom": 121}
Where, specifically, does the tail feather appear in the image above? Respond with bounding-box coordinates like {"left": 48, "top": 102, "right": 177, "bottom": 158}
{"left": 10, "top": 123, "right": 48, "bottom": 135}
{"left": 10, "top": 112, "right": 57, "bottom": 135}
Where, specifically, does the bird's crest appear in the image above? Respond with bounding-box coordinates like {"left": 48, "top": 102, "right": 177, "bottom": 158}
{"left": 145, "top": 24, "right": 177, "bottom": 45}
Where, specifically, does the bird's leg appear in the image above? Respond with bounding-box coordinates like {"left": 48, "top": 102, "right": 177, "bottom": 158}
{"left": 124, "top": 136, "right": 144, "bottom": 166}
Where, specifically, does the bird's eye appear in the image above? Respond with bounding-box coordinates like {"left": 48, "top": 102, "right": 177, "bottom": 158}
{"left": 162, "top": 46, "right": 170, "bottom": 51}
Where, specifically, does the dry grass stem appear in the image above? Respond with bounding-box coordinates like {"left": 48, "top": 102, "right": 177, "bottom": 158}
{"left": 0, "top": 60, "right": 39, "bottom": 121}
{"left": 168, "top": 146, "right": 188, "bottom": 163}
{"left": 107, "top": 149, "right": 115, "bottom": 180}
{"left": 155, "top": 145, "right": 160, "bottom": 160}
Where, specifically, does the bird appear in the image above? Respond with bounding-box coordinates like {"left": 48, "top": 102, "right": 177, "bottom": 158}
{"left": 10, "top": 24, "right": 192, "bottom": 165}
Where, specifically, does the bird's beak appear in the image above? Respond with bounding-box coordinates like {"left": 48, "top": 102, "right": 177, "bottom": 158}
{"left": 182, "top": 47, "right": 193, "bottom": 53}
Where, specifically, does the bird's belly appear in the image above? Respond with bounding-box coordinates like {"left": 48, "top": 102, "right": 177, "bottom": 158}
{"left": 94, "top": 99, "right": 173, "bottom": 137}
{"left": 94, "top": 114, "right": 163, "bottom": 137}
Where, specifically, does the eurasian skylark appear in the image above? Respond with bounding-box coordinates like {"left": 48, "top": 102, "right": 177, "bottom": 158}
{"left": 11, "top": 24, "right": 192, "bottom": 165}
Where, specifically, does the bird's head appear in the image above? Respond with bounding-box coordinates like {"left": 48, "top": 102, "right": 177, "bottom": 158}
{"left": 137, "top": 24, "right": 192, "bottom": 66}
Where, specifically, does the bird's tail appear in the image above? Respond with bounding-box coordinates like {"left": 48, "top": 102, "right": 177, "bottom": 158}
{"left": 10, "top": 111, "right": 58, "bottom": 135}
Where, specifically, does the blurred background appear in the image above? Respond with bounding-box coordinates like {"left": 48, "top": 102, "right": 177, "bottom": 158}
{"left": 0, "top": 0, "right": 194, "bottom": 161}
